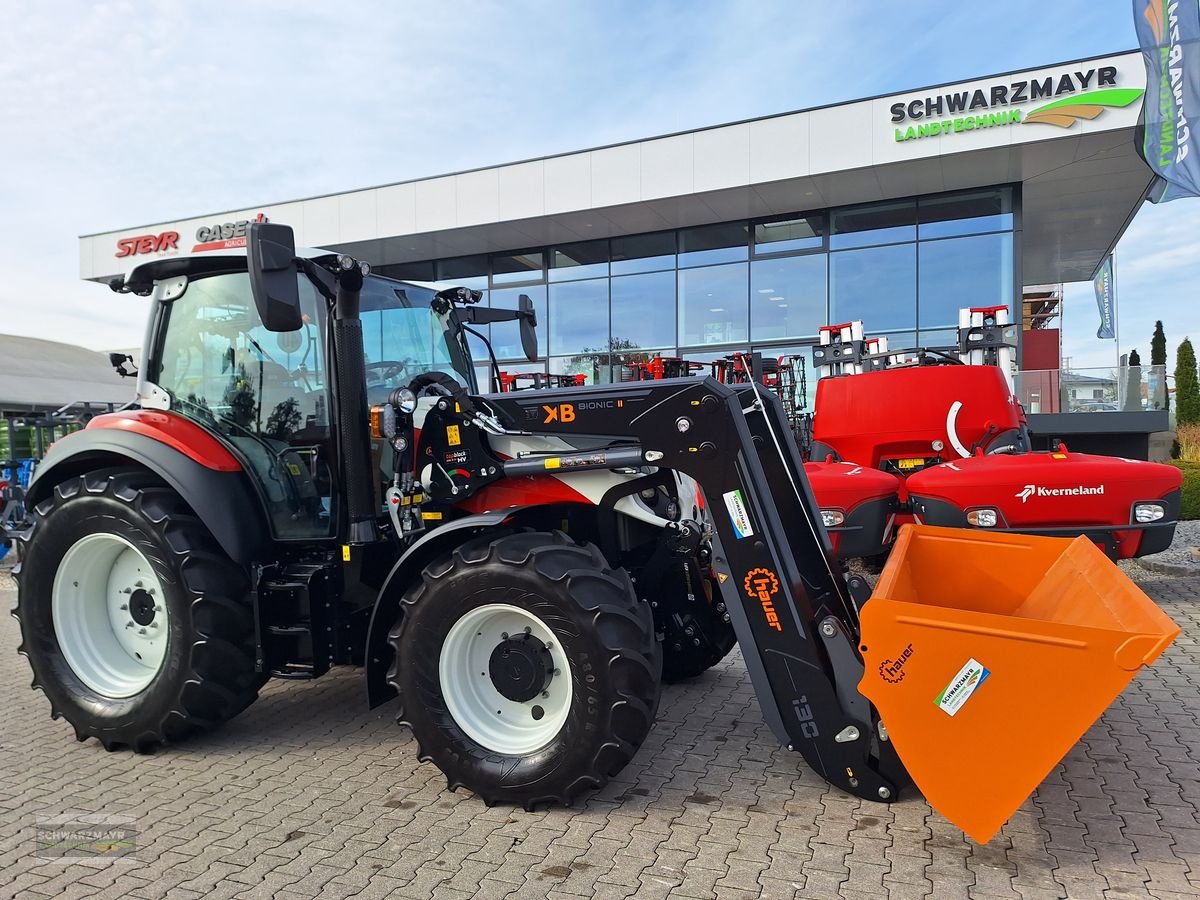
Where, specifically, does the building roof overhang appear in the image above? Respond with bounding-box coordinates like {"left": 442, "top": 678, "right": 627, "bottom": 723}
{"left": 80, "top": 51, "right": 1152, "bottom": 287}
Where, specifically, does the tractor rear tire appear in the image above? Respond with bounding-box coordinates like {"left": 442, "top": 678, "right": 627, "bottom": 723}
{"left": 388, "top": 530, "right": 662, "bottom": 808}
{"left": 14, "top": 470, "right": 264, "bottom": 752}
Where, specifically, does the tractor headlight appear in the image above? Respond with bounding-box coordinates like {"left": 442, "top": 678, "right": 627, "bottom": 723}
{"left": 967, "top": 508, "right": 999, "bottom": 527}
{"left": 391, "top": 387, "right": 418, "bottom": 416}
{"left": 821, "top": 509, "right": 845, "bottom": 528}
{"left": 1133, "top": 503, "right": 1165, "bottom": 524}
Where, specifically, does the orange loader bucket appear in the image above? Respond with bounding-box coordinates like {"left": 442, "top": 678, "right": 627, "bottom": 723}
{"left": 859, "top": 524, "right": 1179, "bottom": 844}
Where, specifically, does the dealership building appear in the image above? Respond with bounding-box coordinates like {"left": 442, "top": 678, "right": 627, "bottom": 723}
{"left": 80, "top": 50, "right": 1168, "bottom": 455}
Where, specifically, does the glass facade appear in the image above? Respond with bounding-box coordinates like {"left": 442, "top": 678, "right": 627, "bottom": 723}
{"left": 377, "top": 186, "right": 1019, "bottom": 402}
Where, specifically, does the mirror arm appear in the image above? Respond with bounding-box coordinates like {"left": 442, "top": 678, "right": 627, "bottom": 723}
{"left": 296, "top": 258, "right": 337, "bottom": 304}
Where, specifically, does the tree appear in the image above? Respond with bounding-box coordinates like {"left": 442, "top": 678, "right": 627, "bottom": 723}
{"left": 1152, "top": 321, "right": 1168, "bottom": 411}
{"left": 1177, "top": 338, "right": 1200, "bottom": 426}
{"left": 1123, "top": 348, "right": 1143, "bottom": 411}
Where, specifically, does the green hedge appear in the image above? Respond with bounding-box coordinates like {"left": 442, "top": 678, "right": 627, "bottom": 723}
{"left": 1168, "top": 461, "right": 1200, "bottom": 520}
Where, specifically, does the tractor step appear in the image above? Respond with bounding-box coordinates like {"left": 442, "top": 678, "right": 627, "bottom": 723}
{"left": 252, "top": 562, "right": 341, "bottom": 678}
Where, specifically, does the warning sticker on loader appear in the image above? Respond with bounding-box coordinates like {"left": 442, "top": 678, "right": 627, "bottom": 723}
{"left": 936, "top": 658, "right": 990, "bottom": 716}
{"left": 722, "top": 490, "right": 754, "bottom": 539}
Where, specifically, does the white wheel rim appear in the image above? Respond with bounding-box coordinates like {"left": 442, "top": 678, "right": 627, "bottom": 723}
{"left": 51, "top": 533, "right": 169, "bottom": 698}
{"left": 439, "top": 604, "right": 572, "bottom": 755}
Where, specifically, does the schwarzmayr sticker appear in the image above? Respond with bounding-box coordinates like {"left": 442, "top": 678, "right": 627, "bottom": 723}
{"left": 722, "top": 489, "right": 754, "bottom": 540}
{"left": 936, "top": 658, "right": 991, "bottom": 717}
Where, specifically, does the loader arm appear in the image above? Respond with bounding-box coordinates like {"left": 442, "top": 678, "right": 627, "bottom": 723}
{"left": 418, "top": 375, "right": 910, "bottom": 802}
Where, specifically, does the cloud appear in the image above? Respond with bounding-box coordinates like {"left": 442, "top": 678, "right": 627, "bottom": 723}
{"left": 0, "top": 0, "right": 1181, "bottom": 365}
{"left": 1061, "top": 198, "right": 1200, "bottom": 374}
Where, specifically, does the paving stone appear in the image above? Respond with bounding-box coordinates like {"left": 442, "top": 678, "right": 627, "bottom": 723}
{"left": 3, "top": 573, "right": 1200, "bottom": 899}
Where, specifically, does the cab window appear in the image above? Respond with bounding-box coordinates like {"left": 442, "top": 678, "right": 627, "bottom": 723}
{"left": 154, "top": 272, "right": 335, "bottom": 539}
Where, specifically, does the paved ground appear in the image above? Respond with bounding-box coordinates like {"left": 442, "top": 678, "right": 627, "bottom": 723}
{"left": 1, "top": 565, "right": 1198, "bottom": 900}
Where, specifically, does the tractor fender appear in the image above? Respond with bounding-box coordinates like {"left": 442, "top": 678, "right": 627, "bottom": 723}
{"left": 365, "top": 508, "right": 526, "bottom": 708}
{"left": 25, "top": 424, "right": 267, "bottom": 567}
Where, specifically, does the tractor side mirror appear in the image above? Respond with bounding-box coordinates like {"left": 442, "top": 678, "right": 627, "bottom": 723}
{"left": 518, "top": 294, "right": 538, "bottom": 362}
{"left": 247, "top": 222, "right": 303, "bottom": 332}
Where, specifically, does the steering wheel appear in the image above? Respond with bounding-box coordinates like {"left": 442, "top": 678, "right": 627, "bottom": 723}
{"left": 365, "top": 360, "right": 413, "bottom": 384}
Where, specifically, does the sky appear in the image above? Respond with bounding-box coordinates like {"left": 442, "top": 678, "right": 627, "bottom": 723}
{"left": 0, "top": 0, "right": 1196, "bottom": 373}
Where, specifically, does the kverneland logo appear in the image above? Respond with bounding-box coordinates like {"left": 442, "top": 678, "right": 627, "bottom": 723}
{"left": 1016, "top": 483, "right": 1105, "bottom": 503}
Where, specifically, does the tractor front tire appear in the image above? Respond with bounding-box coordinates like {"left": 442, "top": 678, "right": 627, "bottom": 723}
{"left": 388, "top": 531, "right": 662, "bottom": 808}
{"left": 14, "top": 471, "right": 263, "bottom": 752}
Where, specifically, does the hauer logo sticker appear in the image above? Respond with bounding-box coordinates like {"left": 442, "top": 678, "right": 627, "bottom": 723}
{"left": 743, "top": 567, "right": 783, "bottom": 632}
{"left": 1016, "top": 483, "right": 1105, "bottom": 503}
{"left": 878, "top": 644, "right": 914, "bottom": 684}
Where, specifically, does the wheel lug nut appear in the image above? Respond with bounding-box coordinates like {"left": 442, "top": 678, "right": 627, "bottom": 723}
{"left": 154, "top": 606, "right": 162, "bottom": 613}
{"left": 542, "top": 691, "right": 550, "bottom": 699}
{"left": 125, "top": 622, "right": 135, "bottom": 629}
{"left": 119, "top": 604, "right": 128, "bottom": 611}
{"left": 524, "top": 626, "right": 532, "bottom": 635}
{"left": 501, "top": 632, "right": 509, "bottom": 640}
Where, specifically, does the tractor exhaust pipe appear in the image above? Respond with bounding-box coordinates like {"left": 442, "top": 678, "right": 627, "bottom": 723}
{"left": 330, "top": 256, "right": 378, "bottom": 544}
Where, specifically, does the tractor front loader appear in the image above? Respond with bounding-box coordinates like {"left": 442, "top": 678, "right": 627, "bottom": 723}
{"left": 13, "top": 224, "right": 1178, "bottom": 844}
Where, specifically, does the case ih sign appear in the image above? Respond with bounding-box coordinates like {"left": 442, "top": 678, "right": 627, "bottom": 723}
{"left": 192, "top": 213, "right": 269, "bottom": 252}
{"left": 113, "top": 213, "right": 269, "bottom": 258}
{"left": 114, "top": 232, "right": 180, "bottom": 258}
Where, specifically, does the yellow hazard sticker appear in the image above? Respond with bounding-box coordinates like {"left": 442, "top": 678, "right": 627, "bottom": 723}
{"left": 717, "top": 572, "right": 729, "bottom": 584}
{"left": 341, "top": 545, "right": 351, "bottom": 562}
{"left": 544, "top": 457, "right": 561, "bottom": 470}
{"left": 287, "top": 463, "right": 302, "bottom": 476}
{"left": 422, "top": 511, "right": 444, "bottom": 521}
{"left": 446, "top": 425, "right": 461, "bottom": 446}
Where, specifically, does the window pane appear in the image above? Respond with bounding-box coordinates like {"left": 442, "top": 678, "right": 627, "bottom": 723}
{"left": 678, "top": 263, "right": 748, "bottom": 346}
{"left": 549, "top": 279, "right": 609, "bottom": 356}
{"left": 754, "top": 214, "right": 825, "bottom": 255}
{"left": 678, "top": 223, "right": 749, "bottom": 267}
{"left": 551, "top": 353, "right": 613, "bottom": 386}
{"left": 750, "top": 254, "right": 828, "bottom": 341}
{"left": 919, "top": 188, "right": 1013, "bottom": 239}
{"left": 754, "top": 343, "right": 818, "bottom": 413}
{"left": 610, "top": 271, "right": 675, "bottom": 351}
{"left": 830, "top": 200, "right": 916, "bottom": 249}
{"left": 490, "top": 286, "right": 547, "bottom": 360}
{"left": 491, "top": 250, "right": 545, "bottom": 285}
{"left": 489, "top": 360, "right": 547, "bottom": 393}
{"left": 611, "top": 231, "right": 676, "bottom": 274}
{"left": 878, "top": 332, "right": 916, "bottom": 353}
{"left": 918, "top": 233, "right": 1013, "bottom": 329}
{"left": 829, "top": 243, "right": 916, "bottom": 331}
{"left": 549, "top": 239, "right": 609, "bottom": 282}
{"left": 436, "top": 255, "right": 488, "bottom": 289}
{"left": 918, "top": 328, "right": 958, "bottom": 348}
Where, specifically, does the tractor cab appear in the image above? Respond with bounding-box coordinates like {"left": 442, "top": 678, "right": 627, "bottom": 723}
{"left": 123, "top": 248, "right": 480, "bottom": 540}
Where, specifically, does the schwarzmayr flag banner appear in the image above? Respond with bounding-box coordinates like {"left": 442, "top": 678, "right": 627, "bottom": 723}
{"left": 1093, "top": 255, "right": 1117, "bottom": 340}
{"left": 1135, "top": 1, "right": 1200, "bottom": 201}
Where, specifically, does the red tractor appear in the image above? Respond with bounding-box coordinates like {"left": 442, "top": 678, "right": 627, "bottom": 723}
{"left": 8, "top": 227, "right": 1178, "bottom": 843}
{"left": 804, "top": 309, "right": 1181, "bottom": 561}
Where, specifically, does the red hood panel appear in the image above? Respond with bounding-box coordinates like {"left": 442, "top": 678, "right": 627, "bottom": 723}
{"left": 906, "top": 452, "right": 1181, "bottom": 527}
{"left": 805, "top": 461, "right": 902, "bottom": 509}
